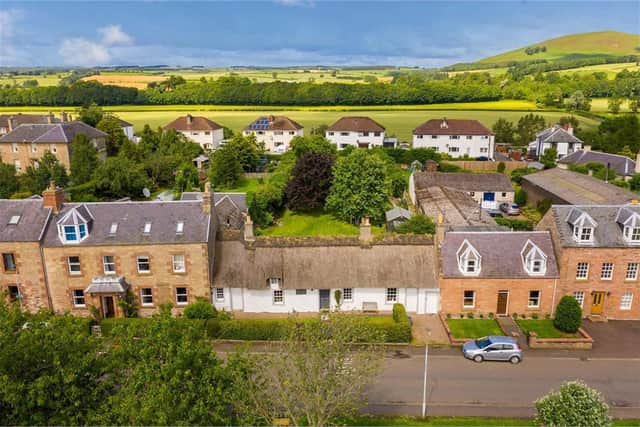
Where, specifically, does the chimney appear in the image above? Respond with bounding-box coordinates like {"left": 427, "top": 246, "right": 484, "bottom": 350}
{"left": 7, "top": 116, "right": 14, "bottom": 132}
{"left": 440, "top": 117, "right": 448, "bottom": 129}
{"left": 566, "top": 124, "right": 573, "bottom": 135}
{"left": 583, "top": 145, "right": 591, "bottom": 152}
{"left": 636, "top": 153, "right": 640, "bottom": 174}
{"left": 359, "top": 216, "right": 373, "bottom": 244}
{"left": 201, "top": 182, "right": 212, "bottom": 215}
{"left": 435, "top": 214, "right": 445, "bottom": 246}
{"left": 61, "top": 111, "right": 68, "bottom": 123}
{"left": 244, "top": 214, "right": 255, "bottom": 242}
{"left": 47, "top": 111, "right": 54, "bottom": 124}
{"left": 186, "top": 114, "right": 193, "bottom": 125}
{"left": 42, "top": 181, "right": 65, "bottom": 214}
{"left": 588, "top": 169, "right": 594, "bottom": 177}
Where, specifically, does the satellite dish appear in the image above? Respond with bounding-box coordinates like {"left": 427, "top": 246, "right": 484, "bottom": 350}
{"left": 142, "top": 188, "right": 151, "bottom": 198}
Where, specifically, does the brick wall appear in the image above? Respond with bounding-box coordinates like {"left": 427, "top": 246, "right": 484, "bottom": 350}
{"left": 0, "top": 242, "right": 50, "bottom": 312}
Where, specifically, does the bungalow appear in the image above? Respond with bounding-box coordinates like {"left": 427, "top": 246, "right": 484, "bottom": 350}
{"left": 326, "top": 116, "right": 389, "bottom": 150}
{"left": 529, "top": 124, "right": 583, "bottom": 160}
{"left": 242, "top": 116, "right": 304, "bottom": 153}
{"left": 558, "top": 147, "right": 639, "bottom": 181}
{"left": 413, "top": 118, "right": 495, "bottom": 159}
{"left": 164, "top": 114, "right": 224, "bottom": 151}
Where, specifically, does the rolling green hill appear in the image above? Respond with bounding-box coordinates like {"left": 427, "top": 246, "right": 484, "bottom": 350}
{"left": 478, "top": 31, "right": 639, "bottom": 65}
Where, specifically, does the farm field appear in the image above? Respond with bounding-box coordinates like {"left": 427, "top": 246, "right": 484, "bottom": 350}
{"left": 0, "top": 73, "right": 67, "bottom": 87}
{"left": 590, "top": 97, "right": 633, "bottom": 112}
{"left": 552, "top": 62, "right": 640, "bottom": 79}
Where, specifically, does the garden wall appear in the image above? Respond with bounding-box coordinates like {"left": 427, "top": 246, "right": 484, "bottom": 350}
{"left": 528, "top": 328, "right": 593, "bottom": 350}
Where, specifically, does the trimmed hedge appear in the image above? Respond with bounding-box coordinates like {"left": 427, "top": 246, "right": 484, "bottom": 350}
{"left": 100, "top": 318, "right": 207, "bottom": 336}
{"left": 216, "top": 318, "right": 314, "bottom": 341}
{"left": 554, "top": 296, "right": 582, "bottom": 333}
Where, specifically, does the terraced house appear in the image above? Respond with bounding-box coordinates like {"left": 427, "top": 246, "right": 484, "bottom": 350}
{"left": 538, "top": 204, "right": 640, "bottom": 320}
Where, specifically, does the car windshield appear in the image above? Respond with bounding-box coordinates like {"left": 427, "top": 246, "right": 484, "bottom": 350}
{"left": 475, "top": 337, "right": 492, "bottom": 348}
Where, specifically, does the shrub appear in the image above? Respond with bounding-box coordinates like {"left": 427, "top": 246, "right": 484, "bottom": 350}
{"left": 366, "top": 316, "right": 411, "bottom": 343}
{"left": 100, "top": 318, "right": 206, "bottom": 337}
{"left": 183, "top": 297, "right": 217, "bottom": 319}
{"left": 535, "top": 381, "right": 610, "bottom": 427}
{"left": 514, "top": 188, "right": 527, "bottom": 205}
{"left": 395, "top": 214, "right": 435, "bottom": 235}
{"left": 497, "top": 162, "right": 506, "bottom": 174}
{"left": 495, "top": 217, "right": 534, "bottom": 231}
{"left": 392, "top": 303, "right": 407, "bottom": 323}
{"left": 217, "top": 318, "right": 296, "bottom": 341}
{"left": 466, "top": 312, "right": 474, "bottom": 319}
{"left": 554, "top": 295, "right": 582, "bottom": 333}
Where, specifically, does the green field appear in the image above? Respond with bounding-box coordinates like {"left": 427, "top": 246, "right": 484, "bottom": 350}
{"left": 591, "top": 97, "right": 634, "bottom": 112}
{"left": 0, "top": 73, "right": 68, "bottom": 87}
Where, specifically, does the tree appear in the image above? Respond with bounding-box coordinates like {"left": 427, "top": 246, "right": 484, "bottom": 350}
{"left": 554, "top": 295, "right": 582, "bottom": 333}
{"left": 70, "top": 134, "right": 99, "bottom": 184}
{"left": 497, "top": 161, "right": 506, "bottom": 174}
{"left": 174, "top": 162, "right": 200, "bottom": 193}
{"left": 492, "top": 118, "right": 515, "bottom": 145}
{"left": 566, "top": 90, "right": 591, "bottom": 111}
{"left": 0, "top": 163, "right": 18, "bottom": 198}
{"left": 608, "top": 97, "right": 622, "bottom": 114}
{"left": 22, "top": 151, "right": 68, "bottom": 194}
{"left": 209, "top": 144, "right": 243, "bottom": 189}
{"left": 231, "top": 314, "right": 385, "bottom": 427}
{"left": 618, "top": 145, "right": 635, "bottom": 159}
{"left": 143, "top": 153, "right": 179, "bottom": 187}
{"left": 395, "top": 214, "right": 435, "bottom": 234}
{"left": 97, "top": 116, "right": 128, "bottom": 156}
{"left": 290, "top": 135, "right": 337, "bottom": 158}
{"left": 325, "top": 150, "right": 390, "bottom": 224}
{"left": 77, "top": 103, "right": 104, "bottom": 127}
{"left": 310, "top": 123, "right": 329, "bottom": 136}
{"left": 558, "top": 115, "right": 580, "bottom": 133}
{"left": 535, "top": 381, "right": 610, "bottom": 427}
{"left": 540, "top": 147, "right": 558, "bottom": 169}
{"left": 285, "top": 153, "right": 335, "bottom": 211}
{"left": 223, "top": 134, "right": 262, "bottom": 171}
{"left": 516, "top": 113, "right": 546, "bottom": 145}
{"left": 93, "top": 156, "right": 151, "bottom": 198}
{"left": 630, "top": 174, "right": 640, "bottom": 192}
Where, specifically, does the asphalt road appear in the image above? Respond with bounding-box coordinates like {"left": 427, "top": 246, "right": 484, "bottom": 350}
{"left": 366, "top": 350, "right": 640, "bottom": 418}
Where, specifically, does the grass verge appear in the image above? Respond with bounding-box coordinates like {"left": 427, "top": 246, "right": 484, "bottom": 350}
{"left": 516, "top": 319, "right": 580, "bottom": 339}
{"left": 446, "top": 319, "right": 503, "bottom": 339}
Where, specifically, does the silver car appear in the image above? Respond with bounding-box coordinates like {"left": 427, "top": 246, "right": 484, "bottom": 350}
{"left": 500, "top": 202, "right": 521, "bottom": 216}
{"left": 462, "top": 336, "right": 523, "bottom": 364}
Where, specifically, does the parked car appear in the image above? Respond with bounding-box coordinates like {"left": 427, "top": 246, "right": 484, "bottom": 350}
{"left": 500, "top": 202, "right": 521, "bottom": 216}
{"left": 486, "top": 208, "right": 503, "bottom": 218}
{"left": 462, "top": 336, "right": 522, "bottom": 364}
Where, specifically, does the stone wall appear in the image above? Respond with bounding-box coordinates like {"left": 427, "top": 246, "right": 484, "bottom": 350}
{"left": 0, "top": 242, "right": 50, "bottom": 312}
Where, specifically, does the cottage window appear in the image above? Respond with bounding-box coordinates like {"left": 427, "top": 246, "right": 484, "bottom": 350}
{"left": 417, "top": 135, "right": 423, "bottom": 139}
{"left": 449, "top": 135, "right": 460, "bottom": 140}
{"left": 620, "top": 292, "right": 633, "bottom": 310}
{"left": 172, "top": 255, "right": 186, "bottom": 273}
{"left": 340, "top": 132, "right": 349, "bottom": 136}
{"left": 573, "top": 291, "right": 585, "bottom": 308}
{"left": 295, "top": 289, "right": 307, "bottom": 295}
{"left": 109, "top": 222, "right": 118, "bottom": 235}
{"left": 343, "top": 288, "right": 353, "bottom": 302}
{"left": 268, "top": 277, "right": 282, "bottom": 289}
{"left": 175, "top": 287, "right": 188, "bottom": 305}
{"left": 274, "top": 131, "right": 284, "bottom": 135}
{"left": 14, "top": 160, "right": 21, "bottom": 172}
{"left": 204, "top": 131, "right": 211, "bottom": 135}
{"left": 289, "top": 131, "right": 295, "bottom": 135}
{"left": 72, "top": 289, "right": 85, "bottom": 307}
{"left": 480, "top": 147, "right": 488, "bottom": 153}
{"left": 2, "top": 253, "right": 16, "bottom": 272}
{"left": 463, "top": 290, "right": 475, "bottom": 308}
{"left": 31, "top": 144, "right": 37, "bottom": 153}
{"left": 448, "top": 147, "right": 459, "bottom": 153}
{"left": 466, "top": 260, "right": 477, "bottom": 273}
{"left": 64, "top": 225, "right": 78, "bottom": 241}
{"left": 7, "top": 285, "right": 20, "bottom": 302}
{"left": 67, "top": 256, "right": 81, "bottom": 275}
{"left": 192, "top": 132, "right": 199, "bottom": 136}
{"left": 481, "top": 135, "right": 489, "bottom": 140}
{"left": 374, "top": 132, "right": 381, "bottom": 137}
{"left": 576, "top": 262, "right": 589, "bottom": 279}
{"left": 573, "top": 226, "right": 593, "bottom": 243}
{"left": 50, "top": 145, "right": 57, "bottom": 153}
{"left": 328, "top": 132, "right": 334, "bottom": 136}
{"left": 600, "top": 263, "right": 614, "bottom": 280}
{"left": 215, "top": 288, "right": 225, "bottom": 301}
{"left": 386, "top": 288, "right": 398, "bottom": 303}
{"left": 431, "top": 135, "right": 438, "bottom": 139}
{"left": 466, "top": 136, "right": 473, "bottom": 140}
{"left": 102, "top": 255, "right": 116, "bottom": 275}
{"left": 273, "top": 289, "right": 284, "bottom": 304}
{"left": 137, "top": 256, "right": 150, "bottom": 273}
{"left": 626, "top": 263, "right": 639, "bottom": 280}
{"left": 140, "top": 288, "right": 153, "bottom": 306}
{"left": 528, "top": 291, "right": 541, "bottom": 308}
{"left": 522, "top": 240, "right": 547, "bottom": 276}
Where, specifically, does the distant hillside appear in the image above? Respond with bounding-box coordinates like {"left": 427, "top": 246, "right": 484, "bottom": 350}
{"left": 479, "top": 31, "right": 639, "bottom": 64}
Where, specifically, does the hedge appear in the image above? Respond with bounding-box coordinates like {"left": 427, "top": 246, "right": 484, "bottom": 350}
{"left": 100, "top": 318, "right": 207, "bottom": 336}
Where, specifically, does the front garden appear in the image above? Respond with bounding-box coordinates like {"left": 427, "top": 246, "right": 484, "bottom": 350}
{"left": 445, "top": 318, "right": 503, "bottom": 339}
{"left": 516, "top": 319, "right": 580, "bottom": 339}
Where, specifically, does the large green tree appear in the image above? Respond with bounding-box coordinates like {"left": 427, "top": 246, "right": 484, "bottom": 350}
{"left": 492, "top": 118, "right": 516, "bottom": 145}
{"left": 540, "top": 147, "right": 558, "bottom": 169}
{"left": 566, "top": 90, "right": 591, "bottom": 111}
{"left": 325, "top": 150, "right": 390, "bottom": 224}
{"left": 0, "top": 163, "right": 18, "bottom": 198}
{"left": 516, "top": 113, "right": 547, "bottom": 145}
{"left": 77, "top": 103, "right": 104, "bottom": 127}
{"left": 289, "top": 135, "right": 336, "bottom": 158}
{"left": 93, "top": 156, "right": 151, "bottom": 198}
{"left": 285, "top": 152, "right": 335, "bottom": 211}
{"left": 22, "top": 151, "right": 68, "bottom": 194}
{"left": 209, "top": 144, "right": 243, "bottom": 189}
{"left": 70, "top": 133, "right": 99, "bottom": 184}
{"left": 97, "top": 116, "right": 128, "bottom": 156}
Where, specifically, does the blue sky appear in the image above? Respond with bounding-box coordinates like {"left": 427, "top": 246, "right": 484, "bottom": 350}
{"left": 1, "top": 1, "right": 638, "bottom": 68}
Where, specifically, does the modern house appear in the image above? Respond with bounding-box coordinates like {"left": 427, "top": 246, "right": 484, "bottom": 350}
{"left": 0, "top": 113, "right": 61, "bottom": 136}
{"left": 164, "top": 114, "right": 224, "bottom": 151}
{"left": 529, "top": 124, "right": 583, "bottom": 160}
{"left": 0, "top": 121, "right": 107, "bottom": 173}
{"left": 439, "top": 231, "right": 559, "bottom": 316}
{"left": 242, "top": 116, "right": 304, "bottom": 153}
{"left": 558, "top": 147, "right": 639, "bottom": 181}
{"left": 537, "top": 204, "right": 640, "bottom": 320}
{"left": 412, "top": 118, "right": 495, "bottom": 159}
{"left": 326, "top": 116, "right": 390, "bottom": 150}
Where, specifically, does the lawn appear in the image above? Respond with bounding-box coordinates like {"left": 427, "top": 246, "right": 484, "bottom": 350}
{"left": 213, "top": 177, "right": 261, "bottom": 193}
{"left": 258, "top": 209, "right": 382, "bottom": 237}
{"left": 446, "top": 319, "right": 503, "bottom": 339}
{"left": 516, "top": 319, "right": 580, "bottom": 339}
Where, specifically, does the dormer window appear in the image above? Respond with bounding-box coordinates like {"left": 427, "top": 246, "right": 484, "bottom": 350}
{"left": 143, "top": 222, "right": 152, "bottom": 234}
{"left": 617, "top": 208, "right": 640, "bottom": 245}
{"left": 56, "top": 205, "right": 92, "bottom": 244}
{"left": 176, "top": 221, "right": 184, "bottom": 234}
{"left": 566, "top": 208, "right": 597, "bottom": 244}
{"left": 573, "top": 226, "right": 593, "bottom": 242}
{"left": 521, "top": 240, "right": 547, "bottom": 276}
{"left": 624, "top": 226, "right": 640, "bottom": 243}
{"left": 456, "top": 240, "right": 481, "bottom": 276}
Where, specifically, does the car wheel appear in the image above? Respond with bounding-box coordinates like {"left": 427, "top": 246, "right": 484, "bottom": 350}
{"left": 473, "top": 354, "right": 483, "bottom": 363}
{"left": 509, "top": 356, "right": 521, "bottom": 364}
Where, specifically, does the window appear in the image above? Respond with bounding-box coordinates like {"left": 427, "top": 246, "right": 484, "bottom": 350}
{"left": 501, "top": 192, "right": 507, "bottom": 197}
{"left": 140, "top": 288, "right": 153, "bottom": 306}
{"left": 72, "top": 289, "right": 85, "bottom": 307}
{"left": 268, "top": 277, "right": 281, "bottom": 288}
{"left": 576, "top": 262, "right": 589, "bottom": 279}
{"left": 449, "top": 135, "right": 460, "bottom": 140}
{"left": 374, "top": 132, "right": 381, "bottom": 137}
{"left": 466, "top": 135, "right": 473, "bottom": 140}
{"left": 215, "top": 288, "right": 225, "bottom": 301}
{"left": 463, "top": 290, "right": 475, "bottom": 308}
{"left": 289, "top": 131, "right": 295, "bottom": 135}
{"left": 274, "top": 131, "right": 283, "bottom": 135}
{"left": 528, "top": 291, "right": 541, "bottom": 308}
{"left": 143, "top": 222, "right": 152, "bottom": 234}
{"left": 12, "top": 143, "right": 18, "bottom": 153}
{"left": 480, "top": 147, "right": 488, "bottom": 153}
{"left": 7, "top": 285, "right": 20, "bottom": 302}
{"left": 573, "top": 291, "right": 585, "bottom": 308}
{"left": 431, "top": 135, "right": 438, "bottom": 139}
{"left": 386, "top": 288, "right": 398, "bottom": 303}
{"left": 8, "top": 215, "right": 20, "bottom": 225}
{"left": 176, "top": 221, "right": 184, "bottom": 234}
{"left": 172, "top": 255, "right": 186, "bottom": 273}
{"left": 204, "top": 131, "right": 211, "bottom": 135}
{"left": 340, "top": 132, "right": 349, "bottom": 136}
{"left": 14, "top": 160, "right": 21, "bottom": 172}
{"left": 175, "top": 287, "right": 188, "bottom": 305}
{"left": 31, "top": 144, "right": 37, "bottom": 153}
{"left": 67, "top": 256, "right": 81, "bottom": 275}
{"left": 64, "top": 225, "right": 78, "bottom": 241}
{"left": 102, "top": 255, "right": 116, "bottom": 274}
{"left": 2, "top": 253, "right": 16, "bottom": 272}
{"left": 620, "top": 292, "right": 633, "bottom": 310}
{"left": 295, "top": 289, "right": 307, "bottom": 295}
{"left": 137, "top": 256, "right": 150, "bottom": 273}
{"left": 532, "top": 260, "right": 543, "bottom": 273}
{"left": 623, "top": 226, "right": 640, "bottom": 243}
{"left": 273, "top": 289, "right": 284, "bottom": 304}
{"left": 600, "top": 263, "right": 614, "bottom": 280}
{"left": 50, "top": 145, "right": 57, "bottom": 153}
{"left": 328, "top": 131, "right": 334, "bottom": 136}
{"left": 109, "top": 222, "right": 118, "bottom": 235}
{"left": 417, "top": 135, "right": 423, "bottom": 139}
{"left": 343, "top": 288, "right": 353, "bottom": 302}
{"left": 466, "top": 259, "right": 477, "bottom": 273}
{"left": 626, "top": 263, "right": 639, "bottom": 281}
{"left": 448, "top": 147, "right": 459, "bottom": 153}
{"left": 573, "top": 226, "right": 593, "bottom": 243}
{"left": 192, "top": 132, "right": 199, "bottom": 136}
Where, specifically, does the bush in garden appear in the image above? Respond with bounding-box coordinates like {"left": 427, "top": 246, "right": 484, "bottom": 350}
{"left": 554, "top": 295, "right": 582, "bottom": 333}
{"left": 183, "top": 298, "right": 217, "bottom": 320}
{"left": 535, "top": 381, "right": 610, "bottom": 427}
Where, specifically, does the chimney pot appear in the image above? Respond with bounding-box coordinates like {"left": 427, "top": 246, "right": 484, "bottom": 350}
{"left": 7, "top": 116, "right": 14, "bottom": 132}
{"left": 566, "top": 124, "right": 574, "bottom": 135}
{"left": 186, "top": 114, "right": 193, "bottom": 125}
{"left": 61, "top": 111, "right": 68, "bottom": 122}
{"left": 201, "top": 181, "right": 212, "bottom": 215}
{"left": 244, "top": 214, "right": 255, "bottom": 242}
{"left": 42, "top": 180, "right": 65, "bottom": 214}
{"left": 47, "top": 111, "right": 54, "bottom": 124}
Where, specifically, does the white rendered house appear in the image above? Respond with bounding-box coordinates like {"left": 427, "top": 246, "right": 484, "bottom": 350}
{"left": 326, "top": 116, "right": 387, "bottom": 150}
{"left": 242, "top": 116, "right": 304, "bottom": 153}
{"left": 164, "top": 114, "right": 224, "bottom": 151}
{"left": 529, "top": 124, "right": 583, "bottom": 160}
{"left": 413, "top": 118, "right": 494, "bottom": 159}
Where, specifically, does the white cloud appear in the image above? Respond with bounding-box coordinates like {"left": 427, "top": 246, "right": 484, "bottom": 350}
{"left": 0, "top": 10, "right": 22, "bottom": 64}
{"left": 274, "top": 0, "right": 315, "bottom": 7}
{"left": 59, "top": 37, "right": 111, "bottom": 66}
{"left": 99, "top": 25, "right": 133, "bottom": 46}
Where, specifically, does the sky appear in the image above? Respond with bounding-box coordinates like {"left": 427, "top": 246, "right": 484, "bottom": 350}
{"left": 0, "top": 1, "right": 638, "bottom": 68}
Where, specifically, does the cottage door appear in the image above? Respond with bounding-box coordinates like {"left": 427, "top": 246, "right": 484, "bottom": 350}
{"left": 319, "top": 289, "right": 331, "bottom": 310}
{"left": 591, "top": 292, "right": 606, "bottom": 315}
{"left": 102, "top": 296, "right": 116, "bottom": 318}
{"left": 496, "top": 291, "right": 509, "bottom": 316}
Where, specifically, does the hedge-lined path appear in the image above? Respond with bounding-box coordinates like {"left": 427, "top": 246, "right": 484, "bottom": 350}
{"left": 410, "top": 314, "right": 449, "bottom": 345}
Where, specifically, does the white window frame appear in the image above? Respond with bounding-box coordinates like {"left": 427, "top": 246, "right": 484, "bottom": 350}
{"left": 172, "top": 254, "right": 186, "bottom": 273}
{"left": 576, "top": 262, "right": 589, "bottom": 279}
{"left": 214, "top": 287, "right": 225, "bottom": 301}
{"left": 600, "top": 263, "right": 614, "bottom": 280}
{"left": 175, "top": 287, "right": 188, "bottom": 305}
{"left": 72, "top": 289, "right": 85, "bottom": 307}
{"left": 386, "top": 288, "right": 398, "bottom": 303}
{"left": 528, "top": 290, "right": 541, "bottom": 308}
{"left": 143, "top": 222, "right": 152, "bottom": 234}
{"left": 343, "top": 288, "right": 353, "bottom": 302}
{"left": 623, "top": 226, "right": 640, "bottom": 244}
{"left": 176, "top": 221, "right": 184, "bottom": 235}
{"left": 463, "top": 290, "right": 475, "bottom": 309}
{"left": 102, "top": 255, "right": 116, "bottom": 275}
{"left": 573, "top": 291, "right": 585, "bottom": 308}
{"left": 272, "top": 289, "right": 284, "bottom": 305}
{"left": 67, "top": 256, "right": 81, "bottom": 275}
{"left": 140, "top": 288, "right": 153, "bottom": 306}
{"left": 137, "top": 256, "right": 150, "bottom": 273}
{"left": 626, "top": 263, "right": 639, "bottom": 281}
{"left": 620, "top": 292, "right": 633, "bottom": 310}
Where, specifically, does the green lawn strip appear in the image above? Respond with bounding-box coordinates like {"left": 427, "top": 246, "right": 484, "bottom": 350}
{"left": 446, "top": 319, "right": 503, "bottom": 339}
{"left": 342, "top": 416, "right": 536, "bottom": 426}
{"left": 258, "top": 209, "right": 382, "bottom": 237}
{"left": 214, "top": 177, "right": 261, "bottom": 193}
{"left": 516, "top": 319, "right": 580, "bottom": 339}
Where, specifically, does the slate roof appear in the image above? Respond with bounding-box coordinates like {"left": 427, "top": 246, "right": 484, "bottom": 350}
{"left": 0, "top": 113, "right": 60, "bottom": 129}
{"left": 413, "top": 172, "right": 513, "bottom": 193}
{"left": 521, "top": 168, "right": 639, "bottom": 205}
{"left": 558, "top": 150, "right": 637, "bottom": 177}
{"left": 413, "top": 118, "right": 492, "bottom": 136}
{"left": 164, "top": 115, "right": 223, "bottom": 131}
{"left": 112, "top": 117, "right": 133, "bottom": 127}
{"left": 441, "top": 231, "right": 559, "bottom": 278}
{"left": 181, "top": 192, "right": 247, "bottom": 212}
{"left": 0, "top": 199, "right": 51, "bottom": 242}
{"left": 244, "top": 115, "right": 303, "bottom": 131}
{"left": 328, "top": 116, "right": 385, "bottom": 132}
{"left": 0, "top": 122, "right": 107, "bottom": 144}
{"left": 386, "top": 206, "right": 412, "bottom": 222}
{"left": 546, "top": 204, "right": 640, "bottom": 248}
{"left": 43, "top": 201, "right": 211, "bottom": 246}
{"left": 535, "top": 125, "right": 583, "bottom": 144}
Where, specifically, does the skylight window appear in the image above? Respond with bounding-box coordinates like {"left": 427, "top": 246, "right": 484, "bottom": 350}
{"left": 8, "top": 215, "right": 20, "bottom": 225}
{"left": 143, "top": 222, "right": 152, "bottom": 234}
{"left": 176, "top": 221, "right": 184, "bottom": 234}
{"left": 109, "top": 223, "right": 118, "bottom": 235}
